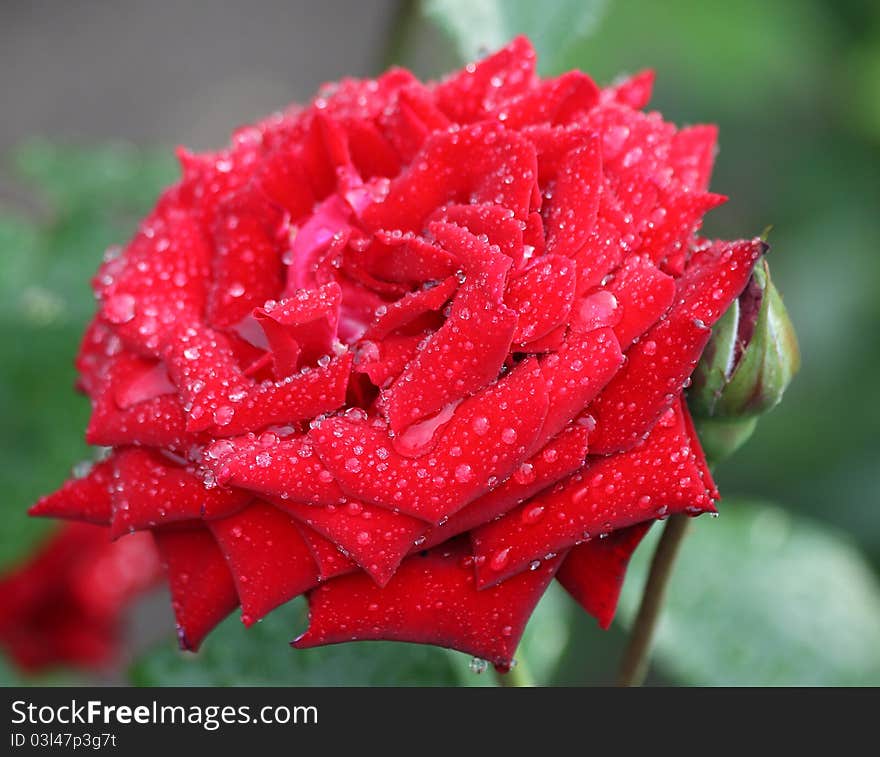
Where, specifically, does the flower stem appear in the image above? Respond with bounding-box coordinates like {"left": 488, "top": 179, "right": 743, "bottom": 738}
{"left": 382, "top": 0, "right": 418, "bottom": 68}
{"left": 617, "top": 515, "right": 691, "bottom": 686}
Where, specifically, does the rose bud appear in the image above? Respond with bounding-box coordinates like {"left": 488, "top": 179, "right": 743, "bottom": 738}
{"left": 689, "top": 255, "right": 800, "bottom": 462}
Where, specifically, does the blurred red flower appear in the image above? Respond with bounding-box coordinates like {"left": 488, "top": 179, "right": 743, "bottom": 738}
{"left": 29, "top": 37, "right": 761, "bottom": 670}
{"left": 0, "top": 523, "right": 160, "bottom": 672}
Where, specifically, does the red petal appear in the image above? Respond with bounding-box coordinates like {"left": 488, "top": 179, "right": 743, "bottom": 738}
{"left": 382, "top": 276, "right": 518, "bottom": 433}
{"left": 681, "top": 399, "right": 719, "bottom": 499}
{"left": 207, "top": 187, "right": 286, "bottom": 329}
{"left": 505, "top": 255, "right": 576, "bottom": 345}
{"left": 75, "top": 320, "right": 120, "bottom": 398}
{"left": 603, "top": 70, "right": 655, "bottom": 110}
{"left": 589, "top": 238, "right": 763, "bottom": 454}
{"left": 312, "top": 358, "right": 549, "bottom": 523}
{"left": 295, "top": 523, "right": 358, "bottom": 581}
{"left": 164, "top": 323, "right": 351, "bottom": 436}
{"left": 557, "top": 522, "right": 651, "bottom": 629}
{"left": 587, "top": 104, "right": 675, "bottom": 178}
{"left": 113, "top": 360, "right": 175, "bottom": 409}
{"left": 355, "top": 333, "right": 423, "bottom": 389}
{"left": 364, "top": 276, "right": 458, "bottom": 341}
{"left": 70, "top": 529, "right": 161, "bottom": 618}
{"left": 87, "top": 391, "right": 194, "bottom": 450}
{"left": 489, "top": 71, "right": 599, "bottom": 127}
{"left": 283, "top": 195, "right": 352, "bottom": 294}
{"left": 603, "top": 253, "right": 677, "bottom": 349}
{"left": 471, "top": 401, "right": 715, "bottom": 587}
{"left": 544, "top": 137, "right": 602, "bottom": 258}
{"left": 538, "top": 327, "right": 624, "bottom": 445}
{"left": 432, "top": 203, "right": 526, "bottom": 267}
{"left": 521, "top": 124, "right": 593, "bottom": 185}
{"left": 345, "top": 119, "right": 402, "bottom": 179}
{"left": 254, "top": 282, "right": 341, "bottom": 375}
{"left": 421, "top": 424, "right": 591, "bottom": 549}
{"left": 362, "top": 231, "right": 456, "bottom": 287}
{"left": 299, "top": 113, "right": 353, "bottom": 199}
{"left": 362, "top": 122, "right": 537, "bottom": 232}
{"left": 430, "top": 221, "right": 513, "bottom": 300}
{"left": 669, "top": 125, "right": 717, "bottom": 193}
{"left": 254, "top": 148, "right": 315, "bottom": 221}
{"left": 274, "top": 498, "right": 426, "bottom": 586}
{"left": 571, "top": 212, "right": 627, "bottom": 295}
{"left": 85, "top": 353, "right": 197, "bottom": 451}
{"left": 381, "top": 84, "right": 451, "bottom": 163}
{"left": 638, "top": 191, "right": 726, "bottom": 266}
{"left": 207, "top": 433, "right": 345, "bottom": 505}
{"left": 29, "top": 459, "right": 115, "bottom": 525}
{"left": 434, "top": 36, "right": 536, "bottom": 123}
{"left": 95, "top": 198, "right": 210, "bottom": 354}
{"left": 110, "top": 448, "right": 250, "bottom": 538}
{"left": 209, "top": 501, "right": 319, "bottom": 625}
{"left": 154, "top": 527, "right": 239, "bottom": 651}
{"left": 295, "top": 538, "right": 561, "bottom": 669}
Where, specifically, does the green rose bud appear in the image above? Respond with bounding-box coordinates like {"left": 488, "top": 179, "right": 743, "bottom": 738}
{"left": 689, "top": 256, "right": 799, "bottom": 462}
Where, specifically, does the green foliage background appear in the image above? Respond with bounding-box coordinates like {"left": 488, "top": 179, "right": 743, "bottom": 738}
{"left": 1, "top": 0, "right": 878, "bottom": 685}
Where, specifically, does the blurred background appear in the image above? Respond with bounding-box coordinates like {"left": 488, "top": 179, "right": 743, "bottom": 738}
{"left": 1, "top": 0, "right": 878, "bottom": 686}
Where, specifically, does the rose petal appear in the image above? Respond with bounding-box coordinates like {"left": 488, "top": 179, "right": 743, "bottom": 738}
{"left": 110, "top": 448, "right": 250, "bottom": 538}
{"left": 669, "top": 125, "right": 717, "bottom": 193}
{"left": 295, "top": 538, "right": 561, "bottom": 669}
{"left": 556, "top": 522, "right": 652, "bottom": 629}
{"left": 153, "top": 527, "right": 239, "bottom": 651}
{"left": 364, "top": 276, "right": 458, "bottom": 341}
{"left": 95, "top": 198, "right": 210, "bottom": 355}
{"left": 254, "top": 282, "right": 342, "bottom": 376}
{"left": 433, "top": 36, "right": 536, "bottom": 123}
{"left": 113, "top": 359, "right": 176, "bottom": 409}
{"left": 273, "top": 498, "right": 426, "bottom": 586}
{"left": 207, "top": 433, "right": 345, "bottom": 505}
{"left": 209, "top": 501, "right": 320, "bottom": 625}
{"left": 420, "top": 424, "right": 591, "bottom": 550}
{"left": 602, "top": 70, "right": 655, "bottom": 110}
{"left": 505, "top": 255, "right": 576, "bottom": 344}
{"left": 601, "top": 253, "right": 677, "bottom": 349}
{"left": 432, "top": 203, "right": 525, "bottom": 267}
{"left": 471, "top": 401, "right": 715, "bottom": 587}
{"left": 284, "top": 198, "right": 349, "bottom": 295}
{"left": 207, "top": 187, "right": 286, "bottom": 328}
{"left": 489, "top": 71, "right": 599, "bottom": 128}
{"left": 254, "top": 148, "right": 315, "bottom": 221}
{"left": 294, "top": 523, "right": 358, "bottom": 581}
{"left": 29, "top": 459, "right": 115, "bottom": 525}
{"left": 312, "top": 358, "right": 549, "bottom": 523}
{"left": 589, "top": 238, "right": 763, "bottom": 454}
{"left": 362, "top": 122, "right": 537, "bottom": 232}
{"left": 538, "top": 327, "right": 624, "bottom": 446}
{"left": 381, "top": 84, "right": 451, "bottom": 163}
{"left": 543, "top": 137, "right": 602, "bottom": 258}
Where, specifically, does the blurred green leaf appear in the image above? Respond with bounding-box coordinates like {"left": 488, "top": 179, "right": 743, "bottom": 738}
{"left": 0, "top": 142, "right": 177, "bottom": 571}
{"left": 422, "top": 0, "right": 608, "bottom": 73}
{"left": 618, "top": 502, "right": 880, "bottom": 685}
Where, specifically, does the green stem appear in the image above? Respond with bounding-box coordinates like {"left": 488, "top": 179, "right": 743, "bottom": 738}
{"left": 617, "top": 515, "right": 691, "bottom": 687}
{"left": 382, "top": 0, "right": 419, "bottom": 68}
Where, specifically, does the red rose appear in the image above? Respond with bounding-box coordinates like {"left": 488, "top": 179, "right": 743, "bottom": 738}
{"left": 0, "top": 522, "right": 160, "bottom": 671}
{"left": 30, "top": 37, "right": 762, "bottom": 670}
